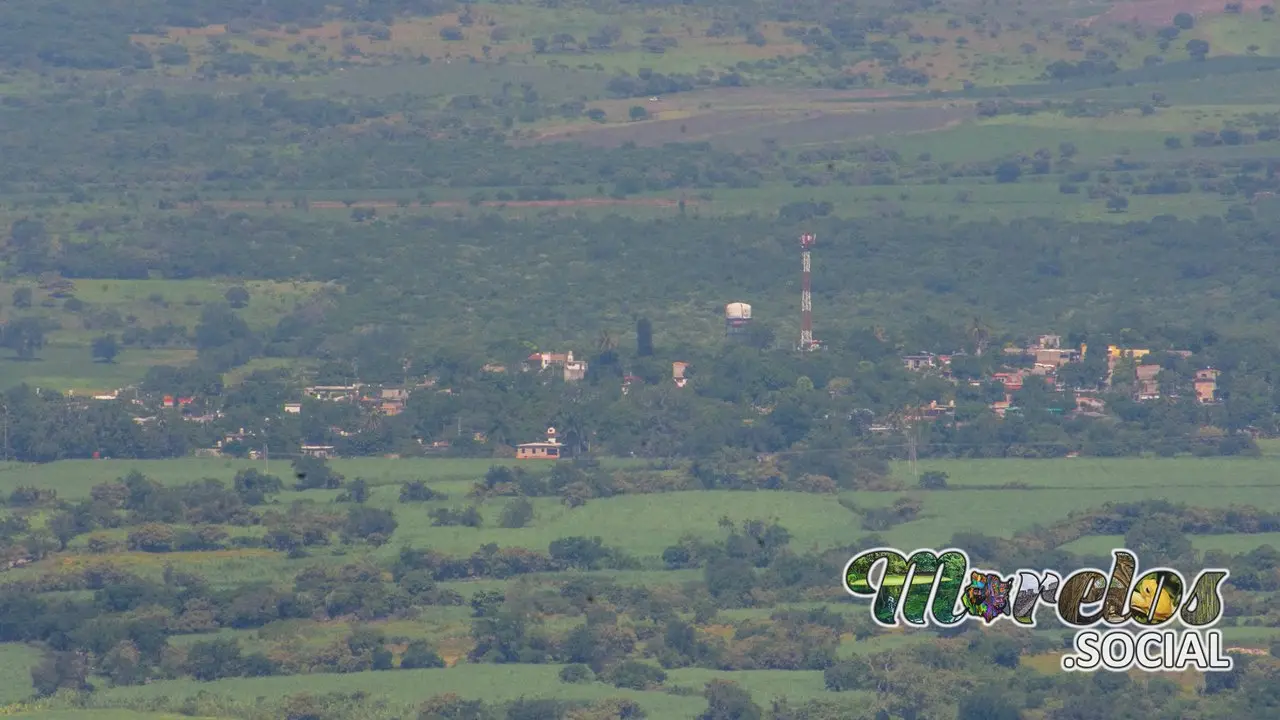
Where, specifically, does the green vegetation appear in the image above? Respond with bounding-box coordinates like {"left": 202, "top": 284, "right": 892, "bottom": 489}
{"left": 2, "top": 455, "right": 1280, "bottom": 719}
{"left": 8, "top": 0, "right": 1280, "bottom": 717}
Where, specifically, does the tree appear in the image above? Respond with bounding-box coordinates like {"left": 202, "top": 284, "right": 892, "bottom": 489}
{"left": 500, "top": 497, "right": 534, "bottom": 528}
{"left": 1107, "top": 195, "right": 1130, "bottom": 213}
{"left": 11, "top": 287, "right": 31, "bottom": 308}
{"left": 958, "top": 688, "right": 1022, "bottom": 720}
{"left": 31, "top": 651, "right": 91, "bottom": 696}
{"left": 743, "top": 323, "right": 775, "bottom": 350}
{"left": 184, "top": 637, "right": 244, "bottom": 680}
{"left": 233, "top": 469, "right": 282, "bottom": 505}
{"left": 91, "top": 334, "right": 119, "bottom": 363}
{"left": 995, "top": 162, "right": 1022, "bottom": 183}
{"left": 549, "top": 536, "right": 611, "bottom": 569}
{"left": 825, "top": 657, "right": 873, "bottom": 691}
{"left": 224, "top": 286, "right": 250, "bottom": 309}
{"left": 700, "top": 679, "right": 761, "bottom": 720}
{"left": 400, "top": 481, "right": 444, "bottom": 502}
{"left": 293, "top": 456, "right": 343, "bottom": 490}
{"left": 559, "top": 664, "right": 593, "bottom": 683}
{"left": 344, "top": 506, "right": 398, "bottom": 544}
{"left": 919, "top": 470, "right": 949, "bottom": 490}
{"left": 608, "top": 660, "right": 666, "bottom": 689}
{"left": 1186, "top": 39, "right": 1210, "bottom": 60}
{"left": 629, "top": 105, "right": 649, "bottom": 121}
{"left": 1173, "top": 12, "right": 1195, "bottom": 29}
{"left": 636, "top": 317, "right": 654, "bottom": 357}
{"left": 1124, "top": 514, "right": 1194, "bottom": 567}
{"left": 3, "top": 317, "right": 44, "bottom": 359}
{"left": 337, "top": 477, "right": 370, "bottom": 503}
{"left": 99, "top": 641, "right": 145, "bottom": 686}
{"left": 400, "top": 640, "right": 446, "bottom": 669}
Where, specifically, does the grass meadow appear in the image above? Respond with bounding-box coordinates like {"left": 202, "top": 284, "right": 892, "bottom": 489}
{"left": 1, "top": 707, "right": 230, "bottom": 712}
{"left": 0, "top": 278, "right": 325, "bottom": 394}
{"left": 0, "top": 644, "right": 45, "bottom": 706}
{"left": 0, "top": 457, "right": 565, "bottom": 499}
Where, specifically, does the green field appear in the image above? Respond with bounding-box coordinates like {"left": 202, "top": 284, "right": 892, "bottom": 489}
{"left": 374, "top": 489, "right": 858, "bottom": 558}
{"left": 0, "top": 457, "right": 571, "bottom": 499}
{"left": 0, "top": 644, "right": 44, "bottom": 706}
{"left": 96, "top": 664, "right": 707, "bottom": 716}
{"left": 85, "top": 663, "right": 851, "bottom": 717}
{"left": 3, "top": 707, "right": 227, "bottom": 712}
{"left": 0, "top": 279, "right": 325, "bottom": 393}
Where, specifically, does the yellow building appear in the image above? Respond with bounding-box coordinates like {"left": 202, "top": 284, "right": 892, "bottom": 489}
{"left": 1106, "top": 345, "right": 1150, "bottom": 361}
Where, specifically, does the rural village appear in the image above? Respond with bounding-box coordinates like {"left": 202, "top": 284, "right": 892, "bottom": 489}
{"left": 62, "top": 335, "right": 1222, "bottom": 462}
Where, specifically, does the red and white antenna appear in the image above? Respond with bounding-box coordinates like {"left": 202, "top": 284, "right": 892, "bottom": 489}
{"left": 799, "top": 233, "right": 816, "bottom": 351}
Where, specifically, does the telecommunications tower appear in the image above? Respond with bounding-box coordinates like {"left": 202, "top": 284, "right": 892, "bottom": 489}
{"left": 798, "top": 233, "right": 817, "bottom": 351}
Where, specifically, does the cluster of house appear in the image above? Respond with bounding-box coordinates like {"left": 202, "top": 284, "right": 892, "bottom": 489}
{"left": 901, "top": 335, "right": 1220, "bottom": 419}
{"left": 153, "top": 352, "right": 689, "bottom": 461}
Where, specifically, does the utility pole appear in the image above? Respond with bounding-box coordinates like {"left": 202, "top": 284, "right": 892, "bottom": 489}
{"left": 907, "top": 422, "right": 919, "bottom": 485}
{"left": 898, "top": 406, "right": 919, "bottom": 485}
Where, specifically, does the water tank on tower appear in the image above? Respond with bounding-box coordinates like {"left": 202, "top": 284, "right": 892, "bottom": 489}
{"left": 725, "top": 302, "right": 752, "bottom": 337}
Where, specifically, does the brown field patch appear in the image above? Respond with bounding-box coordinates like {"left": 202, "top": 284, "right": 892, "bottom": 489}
{"left": 437, "top": 637, "right": 474, "bottom": 667}
{"left": 528, "top": 109, "right": 797, "bottom": 147}
{"left": 587, "top": 86, "right": 909, "bottom": 118}
{"left": 890, "top": 16, "right": 1084, "bottom": 84}
{"left": 201, "top": 197, "right": 692, "bottom": 211}
{"left": 161, "top": 24, "right": 230, "bottom": 39}
{"left": 46, "top": 549, "right": 281, "bottom": 574}
{"left": 1089, "top": 0, "right": 1273, "bottom": 25}
{"left": 137, "top": 15, "right": 534, "bottom": 63}
{"left": 688, "top": 21, "right": 811, "bottom": 59}
{"left": 700, "top": 623, "right": 737, "bottom": 640}
{"left": 527, "top": 102, "right": 970, "bottom": 149}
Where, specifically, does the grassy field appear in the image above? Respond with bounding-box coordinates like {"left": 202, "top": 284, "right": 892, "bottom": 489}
{"left": 8, "top": 453, "right": 1280, "bottom": 543}
{"left": 96, "top": 664, "right": 708, "bottom": 716}
{"left": 0, "top": 457, "right": 578, "bottom": 499}
{"left": 0, "top": 278, "right": 326, "bottom": 393}
{"left": 86, "top": 663, "right": 860, "bottom": 717}
{"left": 1063, "top": 532, "right": 1280, "bottom": 555}
{"left": 0, "top": 644, "right": 44, "bottom": 707}
{"left": 1, "top": 707, "right": 230, "bottom": 712}
{"left": 374, "top": 489, "right": 859, "bottom": 558}
{"left": 0, "top": 345, "right": 194, "bottom": 396}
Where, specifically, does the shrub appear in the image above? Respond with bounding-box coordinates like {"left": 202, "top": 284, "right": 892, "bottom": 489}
{"left": 559, "top": 663, "right": 594, "bottom": 683}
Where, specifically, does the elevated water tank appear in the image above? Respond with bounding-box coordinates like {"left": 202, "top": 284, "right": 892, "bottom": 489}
{"left": 725, "top": 302, "right": 752, "bottom": 336}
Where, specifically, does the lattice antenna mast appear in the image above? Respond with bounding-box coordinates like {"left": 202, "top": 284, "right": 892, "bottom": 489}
{"left": 799, "top": 233, "right": 816, "bottom": 351}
